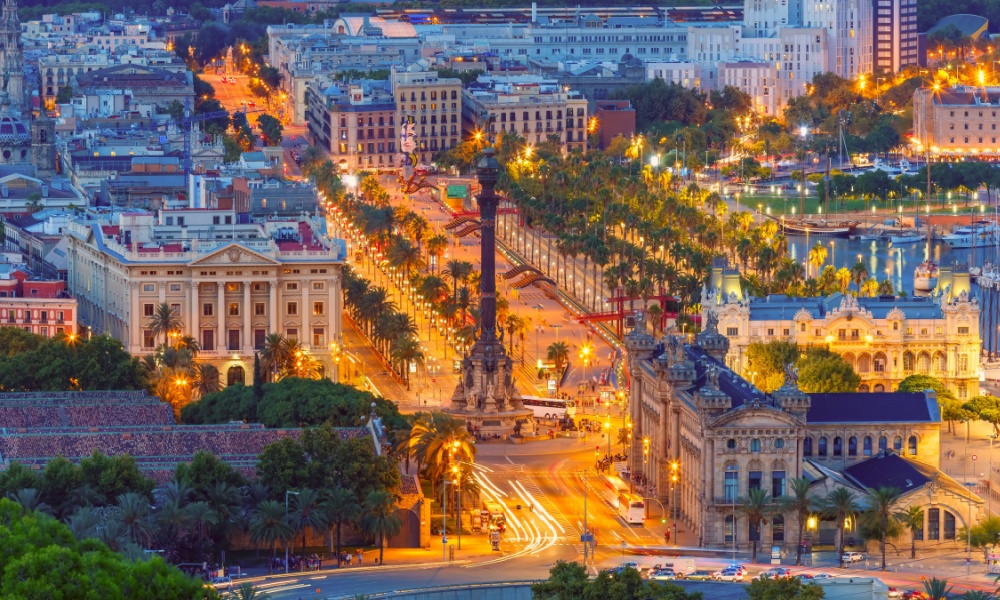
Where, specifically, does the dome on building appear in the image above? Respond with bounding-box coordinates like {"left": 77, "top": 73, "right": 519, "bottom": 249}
{"left": 0, "top": 111, "right": 30, "bottom": 147}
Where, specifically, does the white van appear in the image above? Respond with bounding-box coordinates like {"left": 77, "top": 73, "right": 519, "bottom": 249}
{"left": 661, "top": 558, "right": 696, "bottom": 575}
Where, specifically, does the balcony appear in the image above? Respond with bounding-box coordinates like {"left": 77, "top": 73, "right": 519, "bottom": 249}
{"left": 714, "top": 497, "right": 739, "bottom": 505}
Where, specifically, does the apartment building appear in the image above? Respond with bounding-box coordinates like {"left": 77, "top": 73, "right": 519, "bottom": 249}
{"left": 912, "top": 86, "right": 1000, "bottom": 156}
{"left": 873, "top": 0, "right": 918, "bottom": 73}
{"left": 645, "top": 61, "right": 703, "bottom": 90}
{"left": 393, "top": 66, "right": 463, "bottom": 163}
{"left": 64, "top": 209, "right": 345, "bottom": 383}
{"left": 0, "top": 269, "right": 77, "bottom": 338}
{"left": 463, "top": 76, "right": 588, "bottom": 154}
{"left": 306, "top": 78, "right": 399, "bottom": 172}
{"left": 39, "top": 51, "right": 111, "bottom": 108}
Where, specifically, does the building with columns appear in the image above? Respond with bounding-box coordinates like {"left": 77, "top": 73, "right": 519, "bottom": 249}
{"left": 702, "top": 262, "right": 981, "bottom": 399}
{"left": 64, "top": 208, "right": 345, "bottom": 385}
{"left": 624, "top": 314, "right": 982, "bottom": 554}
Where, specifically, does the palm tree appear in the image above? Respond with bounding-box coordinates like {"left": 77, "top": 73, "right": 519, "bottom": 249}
{"left": 185, "top": 501, "right": 219, "bottom": 545}
{"left": 225, "top": 583, "right": 272, "bottom": 600}
{"left": 859, "top": 486, "right": 904, "bottom": 571}
{"left": 958, "top": 591, "right": 994, "bottom": 600}
{"left": 547, "top": 341, "right": 570, "bottom": 388}
{"left": 443, "top": 259, "right": 474, "bottom": 303}
{"left": 426, "top": 234, "right": 448, "bottom": 274}
{"left": 259, "top": 333, "right": 288, "bottom": 382}
{"left": 850, "top": 260, "right": 869, "bottom": 291}
{"left": 387, "top": 237, "right": 424, "bottom": 277}
{"left": 860, "top": 277, "right": 880, "bottom": 297}
{"left": 289, "top": 488, "right": 329, "bottom": 570}
{"left": 8, "top": 488, "right": 51, "bottom": 515}
{"left": 115, "top": 492, "right": 154, "bottom": 548}
{"left": 407, "top": 411, "right": 476, "bottom": 496}
{"left": 419, "top": 275, "right": 450, "bottom": 306}
{"left": 390, "top": 336, "right": 424, "bottom": 390}
{"left": 359, "top": 490, "right": 402, "bottom": 566}
{"left": 922, "top": 577, "right": 953, "bottom": 600}
{"left": 737, "top": 487, "right": 771, "bottom": 562}
{"left": 147, "top": 303, "right": 183, "bottom": 346}
{"left": 822, "top": 486, "right": 860, "bottom": 568}
{"left": 324, "top": 487, "right": 359, "bottom": 558}
{"left": 806, "top": 242, "right": 828, "bottom": 279}
{"left": 778, "top": 477, "right": 814, "bottom": 567}
{"left": 66, "top": 505, "right": 102, "bottom": 539}
{"left": 250, "top": 500, "right": 293, "bottom": 574}
{"left": 902, "top": 505, "right": 924, "bottom": 560}
{"left": 193, "top": 363, "right": 221, "bottom": 396}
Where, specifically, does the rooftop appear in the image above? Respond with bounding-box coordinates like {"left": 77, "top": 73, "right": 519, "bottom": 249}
{"left": 807, "top": 392, "right": 938, "bottom": 424}
{"left": 844, "top": 451, "right": 979, "bottom": 501}
{"left": 744, "top": 292, "right": 945, "bottom": 321}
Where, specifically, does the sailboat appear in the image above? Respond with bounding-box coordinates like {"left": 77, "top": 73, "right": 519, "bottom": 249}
{"left": 913, "top": 174, "right": 937, "bottom": 293}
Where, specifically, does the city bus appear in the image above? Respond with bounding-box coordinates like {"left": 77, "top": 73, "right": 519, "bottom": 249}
{"left": 618, "top": 492, "right": 646, "bottom": 524}
{"left": 597, "top": 473, "right": 630, "bottom": 509}
{"left": 521, "top": 396, "right": 576, "bottom": 420}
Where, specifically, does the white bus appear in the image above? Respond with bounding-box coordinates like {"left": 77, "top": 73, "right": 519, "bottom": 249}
{"left": 618, "top": 492, "right": 645, "bottom": 524}
{"left": 521, "top": 396, "right": 576, "bottom": 420}
{"left": 598, "top": 473, "right": 630, "bottom": 509}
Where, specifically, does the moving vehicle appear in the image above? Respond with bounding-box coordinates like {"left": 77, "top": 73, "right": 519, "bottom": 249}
{"left": 678, "top": 570, "right": 714, "bottom": 581}
{"left": 726, "top": 564, "right": 747, "bottom": 576}
{"left": 617, "top": 492, "right": 645, "bottom": 525}
{"left": 888, "top": 587, "right": 902, "bottom": 598}
{"left": 755, "top": 567, "right": 792, "bottom": 579}
{"left": 608, "top": 562, "right": 640, "bottom": 576}
{"left": 842, "top": 552, "right": 865, "bottom": 563}
{"left": 597, "top": 473, "right": 630, "bottom": 509}
{"left": 713, "top": 568, "right": 744, "bottom": 582}
{"left": 662, "top": 558, "right": 696, "bottom": 576}
{"left": 647, "top": 567, "right": 676, "bottom": 581}
{"left": 812, "top": 573, "right": 834, "bottom": 579}
{"left": 521, "top": 396, "right": 576, "bottom": 420}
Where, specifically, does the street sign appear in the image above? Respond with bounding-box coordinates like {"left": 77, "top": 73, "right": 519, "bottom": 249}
{"left": 581, "top": 533, "right": 594, "bottom": 543}
{"left": 442, "top": 536, "right": 448, "bottom": 544}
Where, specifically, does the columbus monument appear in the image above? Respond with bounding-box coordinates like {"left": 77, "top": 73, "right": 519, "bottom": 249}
{"left": 448, "top": 148, "right": 535, "bottom": 437}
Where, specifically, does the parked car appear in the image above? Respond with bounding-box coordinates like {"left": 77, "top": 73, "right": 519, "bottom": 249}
{"left": 647, "top": 567, "right": 676, "bottom": 581}
{"left": 713, "top": 568, "right": 744, "bottom": 582}
{"left": 726, "top": 564, "right": 748, "bottom": 576}
{"left": 888, "top": 587, "right": 902, "bottom": 598}
{"left": 812, "top": 573, "right": 834, "bottom": 580}
{"left": 842, "top": 552, "right": 865, "bottom": 563}
{"left": 678, "top": 570, "right": 714, "bottom": 581}
{"left": 608, "top": 562, "right": 640, "bottom": 575}
{"left": 795, "top": 574, "right": 814, "bottom": 581}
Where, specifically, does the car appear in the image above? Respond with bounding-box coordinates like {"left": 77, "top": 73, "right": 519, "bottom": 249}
{"left": 248, "top": 101, "right": 256, "bottom": 107}
{"left": 755, "top": 567, "right": 791, "bottom": 580}
{"left": 713, "top": 568, "right": 744, "bottom": 582}
{"left": 811, "top": 573, "right": 834, "bottom": 580}
{"left": 608, "top": 562, "right": 640, "bottom": 575}
{"left": 647, "top": 568, "right": 676, "bottom": 581}
{"left": 678, "top": 570, "right": 714, "bottom": 581}
{"left": 842, "top": 552, "right": 865, "bottom": 563}
{"left": 210, "top": 576, "right": 231, "bottom": 588}
{"left": 888, "top": 588, "right": 902, "bottom": 598}
{"left": 726, "top": 564, "right": 748, "bottom": 576}
{"left": 795, "top": 574, "right": 814, "bottom": 581}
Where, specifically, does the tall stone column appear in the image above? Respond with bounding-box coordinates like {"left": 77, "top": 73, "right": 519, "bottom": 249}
{"left": 243, "top": 282, "right": 252, "bottom": 354}
{"left": 217, "top": 283, "right": 225, "bottom": 351}
{"left": 302, "top": 279, "right": 310, "bottom": 348}
{"left": 269, "top": 280, "right": 278, "bottom": 334}
{"left": 190, "top": 282, "right": 200, "bottom": 346}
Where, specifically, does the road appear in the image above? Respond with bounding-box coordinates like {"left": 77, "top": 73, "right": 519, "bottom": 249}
{"left": 200, "top": 72, "right": 253, "bottom": 115}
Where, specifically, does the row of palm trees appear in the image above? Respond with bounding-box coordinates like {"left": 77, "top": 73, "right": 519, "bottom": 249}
{"left": 8, "top": 476, "right": 400, "bottom": 572}
{"left": 738, "top": 479, "right": 918, "bottom": 571}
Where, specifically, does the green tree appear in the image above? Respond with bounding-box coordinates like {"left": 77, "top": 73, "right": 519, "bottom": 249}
{"left": 359, "top": 490, "right": 401, "bottom": 566}
{"left": 922, "top": 577, "right": 953, "bottom": 600}
{"left": 744, "top": 340, "right": 799, "bottom": 392}
{"left": 531, "top": 560, "right": 589, "bottom": 599}
{"left": 547, "top": 341, "right": 570, "bottom": 383}
{"left": 147, "top": 302, "right": 183, "bottom": 347}
{"left": 249, "top": 500, "right": 293, "bottom": 574}
{"left": 779, "top": 477, "right": 815, "bottom": 567}
{"left": 288, "top": 488, "right": 329, "bottom": 570}
{"left": 324, "top": 487, "right": 359, "bottom": 558}
{"left": 859, "top": 486, "right": 905, "bottom": 571}
{"left": 745, "top": 576, "right": 825, "bottom": 599}
{"left": 958, "top": 515, "right": 1000, "bottom": 562}
{"left": 797, "top": 347, "right": 860, "bottom": 393}
{"left": 738, "top": 487, "right": 771, "bottom": 562}
{"left": 174, "top": 451, "right": 247, "bottom": 495}
{"left": 78, "top": 450, "right": 155, "bottom": 504}
{"left": 256, "top": 114, "right": 283, "bottom": 146}
{"left": 161, "top": 99, "right": 185, "bottom": 121}
{"left": 963, "top": 395, "right": 1000, "bottom": 436}
{"left": 55, "top": 85, "right": 74, "bottom": 104}
{"left": 532, "top": 560, "right": 701, "bottom": 599}
{"left": 821, "top": 486, "right": 860, "bottom": 568}
{"left": 901, "top": 505, "right": 924, "bottom": 560}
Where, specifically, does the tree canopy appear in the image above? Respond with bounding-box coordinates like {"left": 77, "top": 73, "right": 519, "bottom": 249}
{"left": 745, "top": 340, "right": 799, "bottom": 392}
{"left": 0, "top": 330, "right": 144, "bottom": 392}
{"left": 0, "top": 498, "right": 213, "bottom": 599}
{"left": 531, "top": 561, "right": 701, "bottom": 600}
{"left": 745, "top": 576, "right": 825, "bottom": 599}
{"left": 180, "top": 377, "right": 405, "bottom": 430}
{"left": 796, "top": 347, "right": 861, "bottom": 393}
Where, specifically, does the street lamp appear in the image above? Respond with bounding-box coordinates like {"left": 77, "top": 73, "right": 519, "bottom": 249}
{"left": 284, "top": 490, "right": 299, "bottom": 573}
{"left": 670, "top": 461, "right": 679, "bottom": 546}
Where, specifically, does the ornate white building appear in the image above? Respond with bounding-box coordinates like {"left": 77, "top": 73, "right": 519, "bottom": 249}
{"left": 64, "top": 208, "right": 345, "bottom": 385}
{"left": 624, "top": 316, "right": 983, "bottom": 553}
{"left": 702, "top": 262, "right": 981, "bottom": 399}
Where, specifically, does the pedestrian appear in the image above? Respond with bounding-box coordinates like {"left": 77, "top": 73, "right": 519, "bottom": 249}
{"left": 357, "top": 550, "right": 363, "bottom": 566}
{"left": 346, "top": 552, "right": 352, "bottom": 567}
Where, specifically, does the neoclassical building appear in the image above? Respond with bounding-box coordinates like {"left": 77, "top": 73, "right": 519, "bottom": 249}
{"left": 702, "top": 262, "right": 981, "bottom": 399}
{"left": 64, "top": 207, "right": 345, "bottom": 384}
{"left": 625, "top": 316, "right": 983, "bottom": 553}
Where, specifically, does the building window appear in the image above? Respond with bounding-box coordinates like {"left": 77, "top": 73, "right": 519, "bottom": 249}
{"left": 142, "top": 329, "right": 155, "bottom": 348}
{"left": 312, "top": 328, "right": 324, "bottom": 347}
{"left": 803, "top": 437, "right": 812, "bottom": 456}
{"left": 725, "top": 515, "right": 735, "bottom": 543}
{"left": 254, "top": 303, "right": 266, "bottom": 316}
{"left": 228, "top": 303, "right": 240, "bottom": 316}
{"left": 202, "top": 330, "right": 215, "bottom": 351}
{"left": 727, "top": 327, "right": 738, "bottom": 336}
{"left": 724, "top": 466, "right": 739, "bottom": 502}
{"left": 143, "top": 303, "right": 154, "bottom": 317}
{"left": 944, "top": 511, "right": 956, "bottom": 540}
{"left": 254, "top": 329, "right": 266, "bottom": 350}
{"left": 818, "top": 436, "right": 828, "bottom": 456}
{"left": 142, "top": 283, "right": 154, "bottom": 292}
{"left": 879, "top": 436, "right": 888, "bottom": 452}
{"left": 286, "top": 282, "right": 298, "bottom": 291}
{"left": 227, "top": 365, "right": 245, "bottom": 386}
{"left": 287, "top": 302, "right": 298, "bottom": 315}
{"left": 750, "top": 438, "right": 761, "bottom": 452}
{"left": 928, "top": 508, "right": 940, "bottom": 540}
{"left": 771, "top": 515, "right": 785, "bottom": 543}
{"left": 903, "top": 352, "right": 914, "bottom": 371}
{"left": 169, "top": 283, "right": 181, "bottom": 292}
{"left": 833, "top": 436, "right": 843, "bottom": 456}
{"left": 893, "top": 436, "right": 903, "bottom": 452}
{"left": 772, "top": 471, "right": 785, "bottom": 497}
{"left": 863, "top": 436, "right": 873, "bottom": 456}
{"left": 908, "top": 435, "right": 917, "bottom": 455}
{"left": 313, "top": 302, "right": 324, "bottom": 315}
{"left": 749, "top": 471, "right": 762, "bottom": 490}
{"left": 848, "top": 436, "right": 857, "bottom": 456}
{"left": 203, "top": 303, "right": 214, "bottom": 317}
{"left": 228, "top": 330, "right": 240, "bottom": 351}
{"left": 286, "top": 328, "right": 297, "bottom": 339}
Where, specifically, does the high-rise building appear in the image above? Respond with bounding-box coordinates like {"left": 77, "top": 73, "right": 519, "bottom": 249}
{"left": 873, "top": 0, "right": 918, "bottom": 72}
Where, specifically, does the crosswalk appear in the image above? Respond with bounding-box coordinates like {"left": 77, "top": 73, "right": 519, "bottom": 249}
{"left": 516, "top": 478, "right": 578, "bottom": 541}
